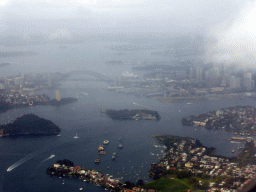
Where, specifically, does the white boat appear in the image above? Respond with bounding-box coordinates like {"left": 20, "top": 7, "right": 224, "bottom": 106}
{"left": 57, "top": 134, "right": 61, "bottom": 136}
{"left": 74, "top": 133, "right": 79, "bottom": 139}
{"left": 103, "top": 140, "right": 109, "bottom": 145}
{"left": 79, "top": 188, "right": 83, "bottom": 191}
{"left": 187, "top": 102, "right": 192, "bottom": 105}
{"left": 49, "top": 154, "right": 55, "bottom": 159}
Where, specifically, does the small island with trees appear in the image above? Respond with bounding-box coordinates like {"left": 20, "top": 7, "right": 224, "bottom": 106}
{"left": 103, "top": 109, "right": 160, "bottom": 120}
{"left": 0, "top": 114, "right": 60, "bottom": 137}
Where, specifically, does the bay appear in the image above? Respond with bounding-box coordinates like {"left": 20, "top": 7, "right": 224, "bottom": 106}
{"left": 0, "top": 42, "right": 253, "bottom": 191}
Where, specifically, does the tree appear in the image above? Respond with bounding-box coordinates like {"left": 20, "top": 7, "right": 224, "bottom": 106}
{"left": 177, "top": 170, "right": 190, "bottom": 179}
{"left": 136, "top": 179, "right": 144, "bottom": 186}
{"left": 189, "top": 177, "right": 199, "bottom": 189}
{"left": 199, "top": 181, "right": 209, "bottom": 190}
{"left": 124, "top": 181, "right": 135, "bottom": 189}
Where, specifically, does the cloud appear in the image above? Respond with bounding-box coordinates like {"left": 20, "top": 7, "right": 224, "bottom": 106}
{"left": 0, "top": 0, "right": 246, "bottom": 42}
{"left": 205, "top": 0, "right": 256, "bottom": 67}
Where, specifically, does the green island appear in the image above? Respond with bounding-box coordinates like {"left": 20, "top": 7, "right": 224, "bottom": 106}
{"left": 0, "top": 114, "right": 61, "bottom": 137}
{"left": 145, "top": 134, "right": 256, "bottom": 192}
{"left": 103, "top": 109, "right": 160, "bottom": 120}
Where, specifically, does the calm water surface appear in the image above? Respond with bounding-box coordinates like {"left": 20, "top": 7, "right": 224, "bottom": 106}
{"left": 0, "top": 43, "right": 254, "bottom": 191}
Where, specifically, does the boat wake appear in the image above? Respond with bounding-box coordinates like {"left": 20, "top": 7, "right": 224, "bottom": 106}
{"left": 7, "top": 146, "right": 50, "bottom": 172}
{"left": 7, "top": 153, "right": 37, "bottom": 172}
{"left": 28, "top": 154, "right": 55, "bottom": 179}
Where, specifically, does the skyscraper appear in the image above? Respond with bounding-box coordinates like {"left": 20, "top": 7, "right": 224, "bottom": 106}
{"left": 205, "top": 67, "right": 220, "bottom": 86}
{"left": 195, "top": 66, "right": 203, "bottom": 82}
{"left": 229, "top": 76, "right": 241, "bottom": 89}
{"left": 243, "top": 72, "right": 253, "bottom": 90}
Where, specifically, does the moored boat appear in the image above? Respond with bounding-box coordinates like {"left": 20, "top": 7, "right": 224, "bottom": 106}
{"left": 99, "top": 151, "right": 106, "bottom": 155}
{"left": 95, "top": 159, "right": 100, "bottom": 164}
{"left": 98, "top": 145, "right": 104, "bottom": 151}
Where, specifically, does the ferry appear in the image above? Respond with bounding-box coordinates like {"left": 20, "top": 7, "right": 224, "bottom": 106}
{"left": 231, "top": 137, "right": 246, "bottom": 141}
{"left": 103, "top": 140, "right": 109, "bottom": 145}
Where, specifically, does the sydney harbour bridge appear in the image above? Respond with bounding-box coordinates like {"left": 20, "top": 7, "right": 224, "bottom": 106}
{"left": 62, "top": 70, "right": 116, "bottom": 86}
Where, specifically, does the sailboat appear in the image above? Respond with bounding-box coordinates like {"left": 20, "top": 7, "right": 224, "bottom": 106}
{"left": 74, "top": 133, "right": 79, "bottom": 139}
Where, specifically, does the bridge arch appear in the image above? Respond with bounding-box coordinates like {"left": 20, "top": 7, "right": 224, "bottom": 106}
{"left": 65, "top": 70, "right": 114, "bottom": 85}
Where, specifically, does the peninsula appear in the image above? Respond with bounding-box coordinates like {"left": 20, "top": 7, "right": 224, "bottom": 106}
{"left": 46, "top": 159, "right": 122, "bottom": 191}
{"left": 147, "top": 134, "right": 256, "bottom": 191}
{"left": 181, "top": 105, "right": 256, "bottom": 134}
{"left": 48, "top": 97, "right": 77, "bottom": 105}
{"left": 104, "top": 109, "right": 160, "bottom": 120}
{"left": 0, "top": 93, "right": 77, "bottom": 112}
{"left": 0, "top": 114, "right": 60, "bottom": 137}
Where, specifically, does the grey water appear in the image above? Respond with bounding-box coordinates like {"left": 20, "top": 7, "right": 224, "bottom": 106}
{"left": 0, "top": 42, "right": 252, "bottom": 191}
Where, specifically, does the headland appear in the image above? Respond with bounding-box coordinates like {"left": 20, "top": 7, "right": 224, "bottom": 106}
{"left": 0, "top": 114, "right": 60, "bottom": 137}
{"left": 147, "top": 134, "right": 256, "bottom": 191}
{"left": 181, "top": 105, "right": 256, "bottom": 134}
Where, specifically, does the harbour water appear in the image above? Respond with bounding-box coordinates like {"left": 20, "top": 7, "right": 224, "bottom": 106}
{"left": 0, "top": 42, "right": 254, "bottom": 191}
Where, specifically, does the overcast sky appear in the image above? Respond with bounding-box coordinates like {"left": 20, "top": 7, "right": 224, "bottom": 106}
{"left": 1, "top": 0, "right": 256, "bottom": 66}
{"left": 0, "top": 0, "right": 246, "bottom": 37}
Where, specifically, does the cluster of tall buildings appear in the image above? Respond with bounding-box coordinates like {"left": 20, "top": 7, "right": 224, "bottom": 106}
{"left": 189, "top": 65, "right": 255, "bottom": 91}
{"left": 5, "top": 76, "right": 24, "bottom": 87}
{"left": 0, "top": 75, "right": 24, "bottom": 90}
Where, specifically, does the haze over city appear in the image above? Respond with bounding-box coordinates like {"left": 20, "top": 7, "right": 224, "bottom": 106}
{"left": 1, "top": 0, "right": 256, "bottom": 192}
{"left": 1, "top": 0, "right": 256, "bottom": 67}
